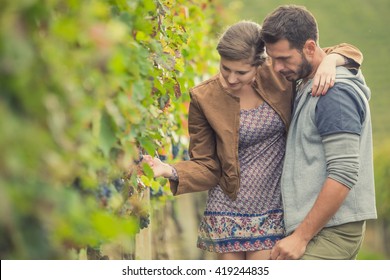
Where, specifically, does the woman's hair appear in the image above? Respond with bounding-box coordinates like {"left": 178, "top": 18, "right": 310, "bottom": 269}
{"left": 216, "top": 20, "right": 265, "bottom": 67}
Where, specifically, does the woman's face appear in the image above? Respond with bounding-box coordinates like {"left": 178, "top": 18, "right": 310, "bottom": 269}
{"left": 219, "top": 58, "right": 257, "bottom": 92}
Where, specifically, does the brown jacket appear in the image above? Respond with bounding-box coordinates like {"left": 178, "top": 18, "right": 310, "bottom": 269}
{"left": 171, "top": 44, "right": 363, "bottom": 200}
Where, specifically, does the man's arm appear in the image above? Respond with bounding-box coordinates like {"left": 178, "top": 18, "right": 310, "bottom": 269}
{"left": 270, "top": 178, "right": 350, "bottom": 260}
{"left": 271, "top": 84, "right": 364, "bottom": 260}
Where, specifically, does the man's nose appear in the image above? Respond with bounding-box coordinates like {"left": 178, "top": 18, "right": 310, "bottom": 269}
{"left": 273, "top": 60, "right": 284, "bottom": 73}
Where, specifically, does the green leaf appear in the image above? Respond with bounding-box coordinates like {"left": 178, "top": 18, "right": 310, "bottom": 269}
{"left": 99, "top": 110, "right": 117, "bottom": 157}
{"left": 141, "top": 162, "right": 154, "bottom": 178}
{"left": 139, "top": 137, "right": 156, "bottom": 155}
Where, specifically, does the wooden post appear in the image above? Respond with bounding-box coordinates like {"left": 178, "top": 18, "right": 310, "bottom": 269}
{"left": 135, "top": 187, "right": 152, "bottom": 259}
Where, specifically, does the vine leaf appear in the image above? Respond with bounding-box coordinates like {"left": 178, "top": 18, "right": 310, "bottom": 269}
{"left": 141, "top": 162, "right": 154, "bottom": 178}
{"left": 99, "top": 110, "right": 117, "bottom": 157}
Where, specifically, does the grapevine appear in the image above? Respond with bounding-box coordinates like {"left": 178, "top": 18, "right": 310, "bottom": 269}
{"left": 0, "top": 0, "right": 222, "bottom": 259}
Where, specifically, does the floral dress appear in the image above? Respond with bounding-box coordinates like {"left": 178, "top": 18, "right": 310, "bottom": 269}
{"left": 197, "top": 102, "right": 286, "bottom": 253}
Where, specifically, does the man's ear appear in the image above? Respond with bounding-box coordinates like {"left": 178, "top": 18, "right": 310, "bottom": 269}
{"left": 303, "top": 40, "right": 316, "bottom": 56}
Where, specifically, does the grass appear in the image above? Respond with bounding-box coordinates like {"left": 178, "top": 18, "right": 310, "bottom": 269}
{"left": 357, "top": 248, "right": 388, "bottom": 260}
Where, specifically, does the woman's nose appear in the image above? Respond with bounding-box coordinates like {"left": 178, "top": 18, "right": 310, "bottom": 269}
{"left": 227, "top": 73, "right": 238, "bottom": 83}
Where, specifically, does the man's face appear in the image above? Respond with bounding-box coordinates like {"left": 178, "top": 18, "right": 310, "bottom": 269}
{"left": 265, "top": 39, "right": 312, "bottom": 81}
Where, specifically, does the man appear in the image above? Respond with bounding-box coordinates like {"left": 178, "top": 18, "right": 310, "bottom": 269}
{"left": 260, "top": 5, "right": 377, "bottom": 260}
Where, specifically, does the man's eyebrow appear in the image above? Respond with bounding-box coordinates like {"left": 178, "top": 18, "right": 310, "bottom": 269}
{"left": 268, "top": 53, "right": 290, "bottom": 60}
{"left": 266, "top": 50, "right": 290, "bottom": 60}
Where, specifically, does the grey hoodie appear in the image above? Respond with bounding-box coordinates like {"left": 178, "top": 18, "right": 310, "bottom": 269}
{"left": 281, "top": 66, "right": 377, "bottom": 234}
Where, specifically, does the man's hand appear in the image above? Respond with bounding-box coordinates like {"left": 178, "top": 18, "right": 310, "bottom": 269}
{"left": 270, "top": 233, "right": 308, "bottom": 260}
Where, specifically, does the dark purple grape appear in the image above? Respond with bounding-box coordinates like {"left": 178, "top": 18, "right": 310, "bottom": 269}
{"left": 112, "top": 178, "right": 125, "bottom": 192}
{"left": 139, "top": 214, "right": 150, "bottom": 229}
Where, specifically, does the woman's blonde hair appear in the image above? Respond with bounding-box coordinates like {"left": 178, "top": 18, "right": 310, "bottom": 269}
{"left": 217, "top": 20, "right": 265, "bottom": 67}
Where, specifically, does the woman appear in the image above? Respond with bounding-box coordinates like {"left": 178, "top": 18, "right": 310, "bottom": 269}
{"left": 142, "top": 20, "right": 362, "bottom": 260}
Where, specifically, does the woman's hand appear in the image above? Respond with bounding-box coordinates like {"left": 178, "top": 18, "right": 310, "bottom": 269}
{"left": 312, "top": 54, "right": 339, "bottom": 96}
{"left": 141, "top": 155, "right": 172, "bottom": 178}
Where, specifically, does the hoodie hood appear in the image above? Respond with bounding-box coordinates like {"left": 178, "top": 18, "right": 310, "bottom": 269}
{"left": 335, "top": 66, "right": 371, "bottom": 101}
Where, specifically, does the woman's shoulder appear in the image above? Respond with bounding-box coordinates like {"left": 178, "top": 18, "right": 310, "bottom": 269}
{"left": 191, "top": 74, "right": 221, "bottom": 95}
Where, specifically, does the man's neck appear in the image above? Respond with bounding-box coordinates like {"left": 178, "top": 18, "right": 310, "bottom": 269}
{"left": 306, "top": 47, "right": 327, "bottom": 81}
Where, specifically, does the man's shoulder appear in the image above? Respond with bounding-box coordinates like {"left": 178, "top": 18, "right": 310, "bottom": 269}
{"left": 320, "top": 81, "right": 362, "bottom": 104}
{"left": 335, "top": 66, "right": 358, "bottom": 76}
{"left": 316, "top": 82, "right": 367, "bottom": 136}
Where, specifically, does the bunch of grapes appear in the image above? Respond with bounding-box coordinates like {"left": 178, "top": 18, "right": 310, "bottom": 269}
{"left": 112, "top": 178, "right": 125, "bottom": 192}
{"left": 150, "top": 187, "right": 163, "bottom": 198}
{"left": 139, "top": 213, "right": 150, "bottom": 230}
{"left": 97, "top": 184, "right": 112, "bottom": 207}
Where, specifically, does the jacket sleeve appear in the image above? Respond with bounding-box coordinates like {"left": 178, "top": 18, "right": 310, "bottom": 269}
{"left": 323, "top": 43, "right": 363, "bottom": 68}
{"left": 170, "top": 92, "right": 221, "bottom": 195}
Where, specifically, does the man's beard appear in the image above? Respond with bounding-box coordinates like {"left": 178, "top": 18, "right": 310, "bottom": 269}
{"left": 296, "top": 54, "right": 312, "bottom": 81}
{"left": 280, "top": 54, "right": 312, "bottom": 82}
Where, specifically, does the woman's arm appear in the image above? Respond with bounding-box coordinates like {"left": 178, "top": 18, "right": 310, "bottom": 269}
{"left": 313, "top": 43, "right": 363, "bottom": 95}
{"left": 142, "top": 91, "right": 221, "bottom": 196}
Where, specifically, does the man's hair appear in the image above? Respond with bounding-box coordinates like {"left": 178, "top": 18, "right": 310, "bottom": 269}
{"left": 261, "top": 5, "right": 319, "bottom": 50}
{"left": 217, "top": 20, "right": 265, "bottom": 67}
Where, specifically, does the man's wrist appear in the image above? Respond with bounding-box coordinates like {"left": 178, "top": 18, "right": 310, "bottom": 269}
{"left": 293, "top": 225, "right": 315, "bottom": 244}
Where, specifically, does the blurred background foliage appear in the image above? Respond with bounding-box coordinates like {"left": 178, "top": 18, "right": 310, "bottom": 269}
{"left": 0, "top": 0, "right": 389, "bottom": 259}
{"left": 0, "top": 0, "right": 220, "bottom": 259}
